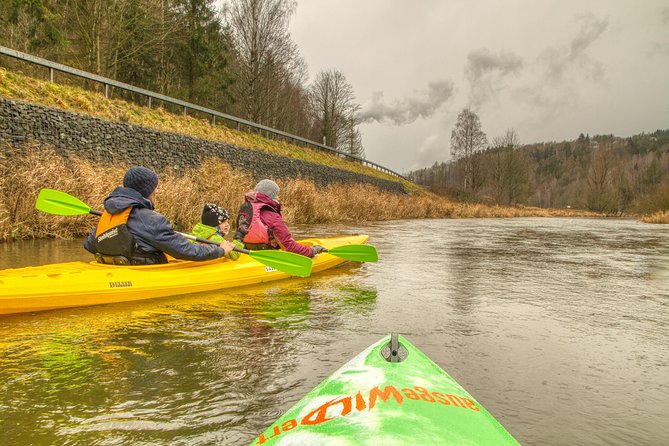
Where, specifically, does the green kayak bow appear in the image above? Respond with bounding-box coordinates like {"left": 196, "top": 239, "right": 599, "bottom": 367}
{"left": 252, "top": 334, "right": 519, "bottom": 445}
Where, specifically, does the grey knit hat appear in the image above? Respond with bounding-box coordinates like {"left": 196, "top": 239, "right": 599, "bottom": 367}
{"left": 254, "top": 179, "right": 279, "bottom": 200}
{"left": 123, "top": 166, "right": 158, "bottom": 198}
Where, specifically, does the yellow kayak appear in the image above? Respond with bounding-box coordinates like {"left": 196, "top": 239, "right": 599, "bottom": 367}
{"left": 0, "top": 235, "right": 368, "bottom": 315}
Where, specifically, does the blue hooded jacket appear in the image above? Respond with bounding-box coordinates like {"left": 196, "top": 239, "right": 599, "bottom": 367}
{"left": 84, "top": 187, "right": 225, "bottom": 262}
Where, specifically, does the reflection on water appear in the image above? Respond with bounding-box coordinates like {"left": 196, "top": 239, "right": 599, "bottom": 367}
{"left": 1, "top": 218, "right": 668, "bottom": 445}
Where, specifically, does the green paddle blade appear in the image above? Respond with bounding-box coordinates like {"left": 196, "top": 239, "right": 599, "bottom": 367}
{"left": 248, "top": 250, "right": 313, "bottom": 277}
{"left": 36, "top": 188, "right": 93, "bottom": 216}
{"left": 327, "top": 244, "right": 378, "bottom": 262}
{"left": 178, "top": 233, "right": 312, "bottom": 277}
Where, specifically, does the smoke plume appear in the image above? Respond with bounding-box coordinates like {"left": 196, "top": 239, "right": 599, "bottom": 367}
{"left": 465, "top": 48, "right": 523, "bottom": 108}
{"left": 542, "top": 15, "right": 608, "bottom": 84}
{"left": 360, "top": 80, "right": 454, "bottom": 125}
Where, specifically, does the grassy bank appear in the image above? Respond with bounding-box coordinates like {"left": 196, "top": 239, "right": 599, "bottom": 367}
{"left": 0, "top": 67, "right": 612, "bottom": 239}
{"left": 0, "top": 66, "right": 412, "bottom": 188}
{"left": 0, "top": 144, "right": 601, "bottom": 241}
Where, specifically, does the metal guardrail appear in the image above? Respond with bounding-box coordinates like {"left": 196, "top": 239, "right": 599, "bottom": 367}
{"left": 0, "top": 45, "right": 409, "bottom": 181}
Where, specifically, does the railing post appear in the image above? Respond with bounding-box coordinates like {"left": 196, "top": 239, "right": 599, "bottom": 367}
{"left": 104, "top": 84, "right": 109, "bottom": 98}
{"left": 147, "top": 96, "right": 151, "bottom": 109}
{"left": 48, "top": 67, "right": 54, "bottom": 82}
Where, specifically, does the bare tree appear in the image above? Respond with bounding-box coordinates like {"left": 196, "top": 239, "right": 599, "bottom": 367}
{"left": 450, "top": 108, "right": 487, "bottom": 190}
{"left": 224, "top": 0, "right": 303, "bottom": 125}
{"left": 341, "top": 115, "right": 365, "bottom": 158}
{"left": 487, "top": 129, "right": 528, "bottom": 204}
{"left": 309, "top": 69, "right": 363, "bottom": 155}
{"left": 0, "top": 0, "right": 63, "bottom": 53}
{"left": 586, "top": 142, "right": 620, "bottom": 213}
{"left": 263, "top": 57, "right": 311, "bottom": 134}
{"left": 492, "top": 128, "right": 520, "bottom": 150}
{"left": 61, "top": 0, "right": 140, "bottom": 76}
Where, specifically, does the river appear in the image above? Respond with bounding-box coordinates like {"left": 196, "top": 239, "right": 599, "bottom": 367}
{"left": 0, "top": 217, "right": 667, "bottom": 445}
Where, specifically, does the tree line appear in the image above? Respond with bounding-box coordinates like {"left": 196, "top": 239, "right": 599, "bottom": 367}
{"left": 0, "top": 0, "right": 365, "bottom": 158}
{"left": 410, "top": 109, "right": 669, "bottom": 215}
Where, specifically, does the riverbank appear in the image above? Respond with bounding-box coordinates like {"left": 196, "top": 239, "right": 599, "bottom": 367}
{"left": 1, "top": 67, "right": 662, "bottom": 232}
{"left": 0, "top": 66, "right": 403, "bottom": 184}
{"left": 642, "top": 211, "right": 669, "bottom": 224}
{"left": 0, "top": 144, "right": 600, "bottom": 241}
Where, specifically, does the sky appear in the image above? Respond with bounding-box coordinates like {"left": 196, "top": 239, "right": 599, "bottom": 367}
{"left": 289, "top": 0, "right": 669, "bottom": 173}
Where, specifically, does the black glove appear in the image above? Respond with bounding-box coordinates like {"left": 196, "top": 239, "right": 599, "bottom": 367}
{"left": 311, "top": 245, "right": 327, "bottom": 256}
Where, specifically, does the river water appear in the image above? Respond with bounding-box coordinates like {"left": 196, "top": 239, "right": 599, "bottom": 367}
{"left": 0, "top": 218, "right": 667, "bottom": 445}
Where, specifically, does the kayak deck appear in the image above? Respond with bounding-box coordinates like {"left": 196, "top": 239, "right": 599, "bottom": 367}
{"left": 0, "top": 235, "right": 368, "bottom": 315}
{"left": 252, "top": 334, "right": 519, "bottom": 445}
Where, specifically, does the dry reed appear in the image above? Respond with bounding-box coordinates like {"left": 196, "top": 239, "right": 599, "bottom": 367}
{"left": 0, "top": 142, "right": 605, "bottom": 242}
{"left": 641, "top": 211, "right": 669, "bottom": 224}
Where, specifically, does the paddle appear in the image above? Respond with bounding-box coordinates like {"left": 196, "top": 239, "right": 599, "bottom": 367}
{"left": 35, "top": 188, "right": 312, "bottom": 277}
{"left": 323, "top": 244, "right": 378, "bottom": 262}
{"left": 36, "top": 188, "right": 104, "bottom": 217}
{"left": 177, "top": 232, "right": 312, "bottom": 277}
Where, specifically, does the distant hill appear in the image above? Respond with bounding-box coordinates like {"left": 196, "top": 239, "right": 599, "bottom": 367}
{"left": 408, "top": 130, "right": 669, "bottom": 215}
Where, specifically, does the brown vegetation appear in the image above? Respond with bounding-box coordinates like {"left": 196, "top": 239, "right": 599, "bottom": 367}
{"left": 4, "top": 68, "right": 660, "bottom": 226}
{"left": 641, "top": 211, "right": 669, "bottom": 224}
{"left": 0, "top": 144, "right": 601, "bottom": 242}
{"left": 413, "top": 129, "right": 669, "bottom": 221}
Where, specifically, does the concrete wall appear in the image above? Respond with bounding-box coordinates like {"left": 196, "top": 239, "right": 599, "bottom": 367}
{"left": 0, "top": 98, "right": 406, "bottom": 193}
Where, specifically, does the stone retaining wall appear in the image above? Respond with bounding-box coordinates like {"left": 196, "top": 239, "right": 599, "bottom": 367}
{"left": 0, "top": 98, "right": 406, "bottom": 193}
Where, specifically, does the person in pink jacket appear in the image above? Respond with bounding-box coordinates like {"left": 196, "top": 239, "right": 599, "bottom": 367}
{"left": 233, "top": 179, "right": 326, "bottom": 258}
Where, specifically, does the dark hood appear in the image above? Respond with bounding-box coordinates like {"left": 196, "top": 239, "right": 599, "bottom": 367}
{"left": 104, "top": 187, "right": 155, "bottom": 214}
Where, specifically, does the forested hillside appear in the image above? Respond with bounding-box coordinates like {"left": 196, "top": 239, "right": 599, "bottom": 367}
{"left": 0, "top": 0, "right": 365, "bottom": 157}
{"left": 409, "top": 130, "right": 669, "bottom": 215}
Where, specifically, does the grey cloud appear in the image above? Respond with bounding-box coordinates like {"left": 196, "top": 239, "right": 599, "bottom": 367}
{"left": 650, "top": 41, "right": 669, "bottom": 58}
{"left": 648, "top": 9, "right": 669, "bottom": 58}
{"left": 512, "top": 85, "right": 577, "bottom": 125}
{"left": 466, "top": 48, "right": 524, "bottom": 79}
{"left": 512, "top": 15, "right": 608, "bottom": 128}
{"left": 570, "top": 16, "right": 608, "bottom": 55}
{"left": 542, "top": 15, "right": 608, "bottom": 84}
{"left": 465, "top": 48, "right": 523, "bottom": 108}
{"left": 360, "top": 80, "right": 454, "bottom": 125}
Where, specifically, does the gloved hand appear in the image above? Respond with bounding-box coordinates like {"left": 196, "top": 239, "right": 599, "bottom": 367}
{"left": 228, "top": 239, "right": 244, "bottom": 261}
{"left": 311, "top": 245, "right": 327, "bottom": 256}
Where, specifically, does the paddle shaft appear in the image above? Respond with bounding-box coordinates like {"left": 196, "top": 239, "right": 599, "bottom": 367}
{"left": 35, "top": 188, "right": 313, "bottom": 277}
{"left": 89, "top": 207, "right": 229, "bottom": 249}
{"left": 88, "top": 206, "right": 251, "bottom": 254}
{"left": 62, "top": 197, "right": 371, "bottom": 261}
{"left": 88, "top": 210, "right": 235, "bottom": 251}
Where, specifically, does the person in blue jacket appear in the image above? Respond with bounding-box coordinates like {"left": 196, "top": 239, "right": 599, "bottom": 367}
{"left": 84, "top": 166, "right": 234, "bottom": 265}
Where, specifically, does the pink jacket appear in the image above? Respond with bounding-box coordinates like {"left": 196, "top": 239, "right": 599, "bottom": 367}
{"left": 240, "top": 192, "right": 313, "bottom": 258}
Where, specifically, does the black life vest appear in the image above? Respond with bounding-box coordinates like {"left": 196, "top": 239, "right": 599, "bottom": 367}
{"left": 93, "top": 207, "right": 165, "bottom": 265}
{"left": 94, "top": 207, "right": 135, "bottom": 259}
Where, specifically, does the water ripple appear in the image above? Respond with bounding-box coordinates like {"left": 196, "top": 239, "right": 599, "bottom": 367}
{"left": 0, "top": 218, "right": 668, "bottom": 445}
